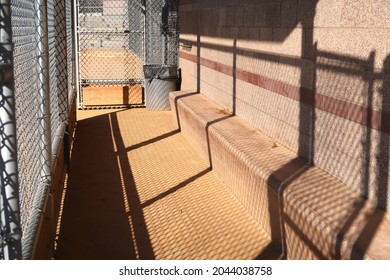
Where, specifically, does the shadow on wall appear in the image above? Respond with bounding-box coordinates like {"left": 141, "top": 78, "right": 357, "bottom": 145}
{"left": 179, "top": 0, "right": 390, "bottom": 258}
{"left": 377, "top": 55, "right": 390, "bottom": 210}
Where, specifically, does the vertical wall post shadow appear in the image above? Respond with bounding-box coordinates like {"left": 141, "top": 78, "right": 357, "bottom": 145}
{"left": 378, "top": 55, "right": 390, "bottom": 211}
{"left": 266, "top": 1, "right": 319, "bottom": 259}
{"left": 196, "top": 33, "right": 200, "bottom": 92}
{"left": 232, "top": 39, "right": 237, "bottom": 115}
{"left": 347, "top": 54, "right": 388, "bottom": 259}
{"left": 0, "top": 0, "right": 23, "bottom": 259}
{"left": 362, "top": 52, "right": 376, "bottom": 199}
{"left": 298, "top": 9, "right": 316, "bottom": 163}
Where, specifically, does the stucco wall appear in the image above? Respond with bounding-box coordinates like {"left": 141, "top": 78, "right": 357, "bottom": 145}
{"left": 178, "top": 0, "right": 390, "bottom": 211}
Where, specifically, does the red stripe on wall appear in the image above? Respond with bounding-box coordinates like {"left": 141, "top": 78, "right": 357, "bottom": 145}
{"left": 179, "top": 51, "right": 390, "bottom": 134}
{"left": 179, "top": 51, "right": 198, "bottom": 63}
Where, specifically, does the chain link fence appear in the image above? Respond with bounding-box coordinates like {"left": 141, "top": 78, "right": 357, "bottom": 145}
{"left": 77, "top": 0, "right": 179, "bottom": 107}
{"left": 10, "top": 0, "right": 41, "bottom": 250}
{"left": 1, "top": 0, "right": 179, "bottom": 259}
{"left": 0, "top": 0, "right": 74, "bottom": 259}
{"left": 145, "top": 0, "right": 179, "bottom": 66}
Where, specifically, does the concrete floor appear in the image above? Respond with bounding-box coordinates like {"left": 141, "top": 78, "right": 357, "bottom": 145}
{"left": 54, "top": 108, "right": 280, "bottom": 259}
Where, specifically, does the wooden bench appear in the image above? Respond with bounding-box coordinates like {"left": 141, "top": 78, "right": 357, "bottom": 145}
{"left": 169, "top": 90, "right": 390, "bottom": 260}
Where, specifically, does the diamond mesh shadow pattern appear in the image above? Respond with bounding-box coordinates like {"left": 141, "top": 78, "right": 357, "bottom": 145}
{"left": 54, "top": 108, "right": 281, "bottom": 259}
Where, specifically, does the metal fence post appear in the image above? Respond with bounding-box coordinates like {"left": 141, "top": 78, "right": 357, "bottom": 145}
{"left": 67, "top": 0, "right": 75, "bottom": 107}
{"left": 73, "top": 0, "right": 83, "bottom": 108}
{"left": 142, "top": 0, "right": 147, "bottom": 65}
{"left": 21, "top": 0, "right": 53, "bottom": 259}
{"left": 73, "top": 0, "right": 81, "bottom": 108}
{"left": 0, "top": 0, "right": 23, "bottom": 260}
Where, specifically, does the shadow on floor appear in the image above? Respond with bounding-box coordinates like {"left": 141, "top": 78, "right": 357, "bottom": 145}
{"left": 54, "top": 109, "right": 280, "bottom": 260}
{"left": 55, "top": 110, "right": 139, "bottom": 259}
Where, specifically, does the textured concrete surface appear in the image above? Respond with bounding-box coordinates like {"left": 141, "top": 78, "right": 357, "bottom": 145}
{"left": 54, "top": 108, "right": 280, "bottom": 260}
{"left": 178, "top": 0, "right": 390, "bottom": 211}
{"left": 171, "top": 90, "right": 390, "bottom": 259}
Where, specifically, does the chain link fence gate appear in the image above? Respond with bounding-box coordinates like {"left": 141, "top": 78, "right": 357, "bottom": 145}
{"left": 77, "top": 0, "right": 179, "bottom": 108}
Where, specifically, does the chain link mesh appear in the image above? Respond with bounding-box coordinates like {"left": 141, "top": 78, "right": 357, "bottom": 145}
{"left": 54, "top": 0, "right": 69, "bottom": 123}
{"left": 6, "top": 0, "right": 74, "bottom": 258}
{"left": 78, "top": 0, "right": 145, "bottom": 86}
{"left": 10, "top": 0, "right": 42, "bottom": 237}
{"left": 4, "top": 0, "right": 179, "bottom": 258}
{"left": 77, "top": 0, "right": 179, "bottom": 106}
{"left": 47, "top": 0, "right": 60, "bottom": 134}
{"left": 145, "top": 0, "right": 179, "bottom": 66}
{"left": 47, "top": 0, "right": 69, "bottom": 130}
